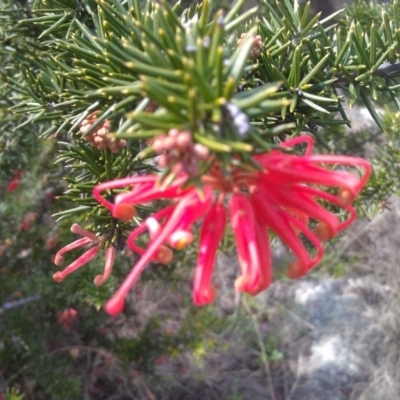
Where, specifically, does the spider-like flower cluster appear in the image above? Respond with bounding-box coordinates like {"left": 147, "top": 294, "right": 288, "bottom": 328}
{"left": 80, "top": 112, "right": 127, "bottom": 153}
{"left": 236, "top": 33, "right": 264, "bottom": 58}
{"left": 152, "top": 128, "right": 210, "bottom": 175}
{"left": 52, "top": 129, "right": 371, "bottom": 316}
{"left": 87, "top": 135, "right": 371, "bottom": 315}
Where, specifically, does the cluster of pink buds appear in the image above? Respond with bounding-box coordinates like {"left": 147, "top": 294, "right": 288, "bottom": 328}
{"left": 237, "top": 33, "right": 264, "bottom": 58}
{"left": 53, "top": 223, "right": 115, "bottom": 287}
{"left": 84, "top": 135, "right": 371, "bottom": 315}
{"left": 80, "top": 111, "right": 127, "bottom": 153}
{"left": 152, "top": 128, "right": 210, "bottom": 175}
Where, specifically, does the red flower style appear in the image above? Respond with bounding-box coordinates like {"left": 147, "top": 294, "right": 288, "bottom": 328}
{"left": 91, "top": 136, "right": 371, "bottom": 315}
{"left": 53, "top": 223, "right": 116, "bottom": 287}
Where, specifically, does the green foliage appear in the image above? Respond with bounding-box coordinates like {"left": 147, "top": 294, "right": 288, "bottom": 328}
{"left": 367, "top": 106, "right": 400, "bottom": 204}
{"left": 53, "top": 139, "right": 143, "bottom": 228}
{"left": 114, "top": 317, "right": 169, "bottom": 373}
{"left": 1, "top": 0, "right": 398, "bottom": 246}
{"left": 2, "top": 0, "right": 400, "bottom": 398}
{"left": 114, "top": 300, "right": 231, "bottom": 373}
{"left": 5, "top": 387, "right": 25, "bottom": 400}
{"left": 30, "top": 356, "right": 83, "bottom": 400}
{"left": 319, "top": 251, "right": 359, "bottom": 277}
{"left": 343, "top": 0, "right": 392, "bottom": 30}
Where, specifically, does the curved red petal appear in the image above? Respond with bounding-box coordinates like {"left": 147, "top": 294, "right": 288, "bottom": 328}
{"left": 193, "top": 201, "right": 227, "bottom": 305}
{"left": 230, "top": 192, "right": 263, "bottom": 295}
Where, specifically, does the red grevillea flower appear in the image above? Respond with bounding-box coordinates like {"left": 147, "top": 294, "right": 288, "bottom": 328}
{"left": 89, "top": 136, "right": 371, "bottom": 315}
